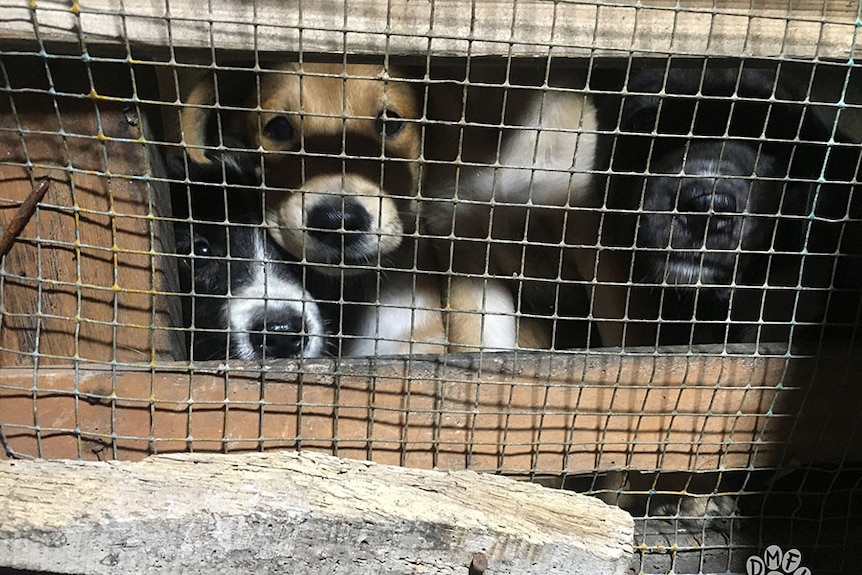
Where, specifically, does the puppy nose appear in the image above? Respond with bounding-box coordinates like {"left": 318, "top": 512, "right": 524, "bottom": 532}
{"left": 307, "top": 196, "right": 371, "bottom": 249}
{"left": 248, "top": 315, "right": 305, "bottom": 358}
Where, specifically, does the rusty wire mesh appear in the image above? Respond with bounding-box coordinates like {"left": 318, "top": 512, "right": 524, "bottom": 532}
{"left": 1, "top": 1, "right": 862, "bottom": 573}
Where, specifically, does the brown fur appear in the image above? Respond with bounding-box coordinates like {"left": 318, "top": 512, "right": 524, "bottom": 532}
{"left": 179, "top": 62, "right": 445, "bottom": 356}
{"left": 249, "top": 64, "right": 422, "bottom": 263}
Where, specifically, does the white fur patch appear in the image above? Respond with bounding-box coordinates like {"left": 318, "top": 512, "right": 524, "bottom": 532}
{"left": 346, "top": 274, "right": 446, "bottom": 356}
{"left": 474, "top": 280, "right": 519, "bottom": 350}
{"left": 451, "top": 92, "right": 598, "bottom": 208}
{"left": 265, "top": 174, "right": 404, "bottom": 269}
{"left": 225, "top": 232, "right": 326, "bottom": 359}
{"left": 665, "top": 259, "right": 722, "bottom": 286}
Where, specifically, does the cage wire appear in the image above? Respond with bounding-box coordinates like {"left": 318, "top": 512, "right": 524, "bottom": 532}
{"left": 1, "top": 1, "right": 862, "bottom": 574}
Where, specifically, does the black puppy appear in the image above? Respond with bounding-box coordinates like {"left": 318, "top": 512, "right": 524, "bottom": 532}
{"left": 170, "top": 149, "right": 331, "bottom": 360}
{"left": 596, "top": 61, "right": 856, "bottom": 347}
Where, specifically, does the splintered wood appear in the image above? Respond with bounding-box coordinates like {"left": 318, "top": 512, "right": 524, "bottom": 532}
{"left": 0, "top": 451, "right": 634, "bottom": 575}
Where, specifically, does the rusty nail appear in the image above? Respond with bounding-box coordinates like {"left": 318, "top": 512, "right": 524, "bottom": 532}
{"left": 0, "top": 177, "right": 50, "bottom": 259}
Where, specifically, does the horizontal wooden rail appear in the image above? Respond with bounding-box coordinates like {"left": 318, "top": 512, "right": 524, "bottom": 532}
{"left": 1, "top": 1, "right": 858, "bottom": 60}
{"left": 2, "top": 347, "right": 860, "bottom": 473}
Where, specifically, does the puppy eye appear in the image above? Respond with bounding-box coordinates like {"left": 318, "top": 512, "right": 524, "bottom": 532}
{"left": 192, "top": 237, "right": 212, "bottom": 258}
{"left": 375, "top": 109, "right": 405, "bottom": 138}
{"left": 264, "top": 116, "right": 295, "bottom": 143}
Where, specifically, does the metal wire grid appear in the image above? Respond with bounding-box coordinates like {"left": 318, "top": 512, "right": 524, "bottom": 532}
{"left": 164, "top": 58, "right": 858, "bottom": 356}
{"left": 1, "top": 2, "right": 862, "bottom": 575}
{"left": 0, "top": 0, "right": 859, "bottom": 361}
{"left": 0, "top": 55, "right": 175, "bottom": 365}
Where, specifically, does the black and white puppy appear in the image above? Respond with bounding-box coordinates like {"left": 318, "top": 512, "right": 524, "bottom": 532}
{"left": 170, "top": 149, "right": 330, "bottom": 361}
{"left": 596, "top": 61, "right": 853, "bottom": 346}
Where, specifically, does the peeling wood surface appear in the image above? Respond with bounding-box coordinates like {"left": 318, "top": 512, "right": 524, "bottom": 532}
{"left": 0, "top": 451, "right": 634, "bottom": 575}
{"left": 1, "top": 0, "right": 857, "bottom": 60}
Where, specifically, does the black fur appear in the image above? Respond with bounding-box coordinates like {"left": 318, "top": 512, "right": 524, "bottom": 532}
{"left": 168, "top": 147, "right": 331, "bottom": 360}
{"left": 595, "top": 60, "right": 860, "bottom": 347}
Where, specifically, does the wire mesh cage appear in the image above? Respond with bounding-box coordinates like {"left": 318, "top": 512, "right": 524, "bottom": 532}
{"left": 1, "top": 1, "right": 862, "bottom": 574}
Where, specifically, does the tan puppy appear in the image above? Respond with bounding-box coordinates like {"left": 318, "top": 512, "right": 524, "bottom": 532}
{"left": 422, "top": 69, "right": 637, "bottom": 351}
{"left": 180, "top": 63, "right": 445, "bottom": 355}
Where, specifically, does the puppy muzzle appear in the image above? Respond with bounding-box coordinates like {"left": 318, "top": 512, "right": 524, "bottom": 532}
{"left": 237, "top": 307, "right": 311, "bottom": 360}
{"left": 266, "top": 173, "right": 406, "bottom": 274}
{"left": 674, "top": 176, "right": 745, "bottom": 251}
{"left": 638, "top": 144, "right": 768, "bottom": 286}
{"left": 305, "top": 195, "right": 376, "bottom": 264}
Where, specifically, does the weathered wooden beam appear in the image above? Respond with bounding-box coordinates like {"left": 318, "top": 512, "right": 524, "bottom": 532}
{"left": 2, "top": 347, "right": 860, "bottom": 472}
{"left": 1, "top": 0, "right": 857, "bottom": 60}
{"left": 0, "top": 451, "right": 635, "bottom": 574}
{"left": 0, "top": 56, "right": 183, "bottom": 366}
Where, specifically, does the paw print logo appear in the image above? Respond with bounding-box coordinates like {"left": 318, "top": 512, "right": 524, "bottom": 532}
{"left": 746, "top": 545, "right": 811, "bottom": 575}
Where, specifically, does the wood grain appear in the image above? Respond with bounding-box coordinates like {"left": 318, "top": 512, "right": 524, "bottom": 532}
{"left": 0, "top": 451, "right": 635, "bottom": 575}
{"left": 0, "top": 58, "right": 183, "bottom": 366}
{"left": 1, "top": 0, "right": 857, "bottom": 60}
{"left": 2, "top": 347, "right": 859, "bottom": 472}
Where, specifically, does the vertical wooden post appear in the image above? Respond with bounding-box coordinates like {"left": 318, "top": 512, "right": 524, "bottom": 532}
{"left": 0, "top": 57, "right": 184, "bottom": 365}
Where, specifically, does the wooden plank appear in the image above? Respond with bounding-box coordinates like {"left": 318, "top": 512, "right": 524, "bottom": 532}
{"left": 2, "top": 348, "right": 859, "bottom": 471}
{"left": 0, "top": 451, "right": 635, "bottom": 575}
{"left": 0, "top": 57, "right": 184, "bottom": 366}
{"left": 0, "top": 0, "right": 857, "bottom": 60}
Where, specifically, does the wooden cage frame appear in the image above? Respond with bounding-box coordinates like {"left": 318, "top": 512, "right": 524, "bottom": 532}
{"left": 1, "top": 0, "right": 861, "bottom": 479}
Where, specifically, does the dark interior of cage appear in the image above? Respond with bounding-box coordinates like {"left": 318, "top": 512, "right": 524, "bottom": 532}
{"left": 2, "top": 53, "right": 862, "bottom": 573}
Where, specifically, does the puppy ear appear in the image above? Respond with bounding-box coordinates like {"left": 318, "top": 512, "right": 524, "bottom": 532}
{"left": 179, "top": 68, "right": 258, "bottom": 167}
{"left": 180, "top": 70, "right": 219, "bottom": 166}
